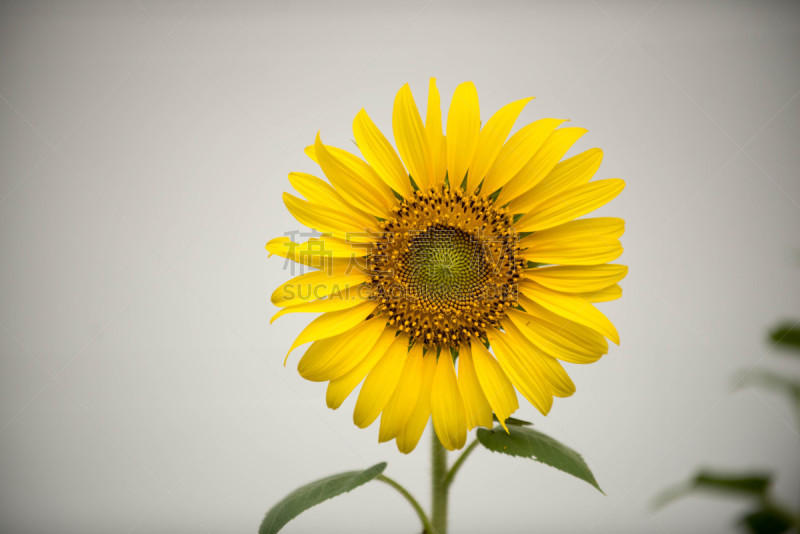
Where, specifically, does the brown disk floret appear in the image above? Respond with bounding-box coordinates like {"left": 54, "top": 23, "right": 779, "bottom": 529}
{"left": 367, "top": 185, "right": 523, "bottom": 348}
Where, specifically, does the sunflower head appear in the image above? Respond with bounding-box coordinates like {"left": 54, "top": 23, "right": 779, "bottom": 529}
{"left": 267, "top": 79, "right": 626, "bottom": 453}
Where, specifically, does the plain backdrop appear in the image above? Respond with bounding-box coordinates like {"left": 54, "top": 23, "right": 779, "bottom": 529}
{"left": 1, "top": 0, "right": 799, "bottom": 533}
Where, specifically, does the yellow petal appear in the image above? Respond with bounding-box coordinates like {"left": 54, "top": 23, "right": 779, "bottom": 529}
{"left": 310, "top": 236, "right": 371, "bottom": 257}
{"left": 515, "top": 295, "right": 608, "bottom": 364}
{"left": 266, "top": 235, "right": 370, "bottom": 262}
{"left": 352, "top": 109, "right": 413, "bottom": 198}
{"left": 353, "top": 334, "right": 409, "bottom": 428}
{"left": 482, "top": 118, "right": 566, "bottom": 195}
{"left": 425, "top": 78, "right": 447, "bottom": 187}
{"left": 288, "top": 172, "right": 340, "bottom": 206}
{"left": 521, "top": 217, "right": 625, "bottom": 246}
{"left": 266, "top": 236, "right": 357, "bottom": 271}
{"left": 520, "top": 217, "right": 624, "bottom": 266}
{"left": 393, "top": 84, "right": 432, "bottom": 190}
{"left": 289, "top": 172, "right": 375, "bottom": 232}
{"left": 297, "top": 316, "right": 387, "bottom": 382}
{"left": 326, "top": 327, "right": 397, "bottom": 410}
{"left": 537, "top": 355, "right": 577, "bottom": 398}
{"left": 576, "top": 284, "right": 622, "bottom": 302}
{"left": 486, "top": 329, "right": 553, "bottom": 415}
{"left": 501, "top": 319, "right": 575, "bottom": 398}
{"left": 496, "top": 127, "right": 587, "bottom": 206}
{"left": 305, "top": 143, "right": 397, "bottom": 213}
{"left": 283, "top": 192, "right": 376, "bottom": 243}
{"left": 270, "top": 270, "right": 369, "bottom": 307}
{"left": 520, "top": 281, "right": 620, "bottom": 344}
{"left": 285, "top": 300, "right": 378, "bottom": 359}
{"left": 469, "top": 342, "right": 519, "bottom": 432}
{"left": 288, "top": 171, "right": 377, "bottom": 229}
{"left": 378, "top": 343, "right": 424, "bottom": 442}
{"left": 467, "top": 97, "right": 534, "bottom": 193}
{"left": 446, "top": 81, "right": 480, "bottom": 189}
{"left": 314, "top": 134, "right": 394, "bottom": 218}
{"left": 516, "top": 178, "right": 625, "bottom": 232}
{"left": 430, "top": 353, "right": 467, "bottom": 450}
{"left": 523, "top": 264, "right": 628, "bottom": 293}
{"left": 396, "top": 350, "right": 437, "bottom": 453}
{"left": 507, "top": 147, "right": 603, "bottom": 214}
{"left": 457, "top": 346, "right": 493, "bottom": 430}
{"left": 520, "top": 242, "right": 622, "bottom": 266}
{"left": 270, "top": 285, "right": 368, "bottom": 323}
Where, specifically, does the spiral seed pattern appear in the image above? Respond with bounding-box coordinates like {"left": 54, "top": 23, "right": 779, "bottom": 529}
{"left": 367, "top": 186, "right": 523, "bottom": 348}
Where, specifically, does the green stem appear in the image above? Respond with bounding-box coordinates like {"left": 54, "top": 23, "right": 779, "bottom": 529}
{"left": 376, "top": 474, "right": 435, "bottom": 534}
{"left": 431, "top": 430, "right": 448, "bottom": 534}
{"left": 443, "top": 438, "right": 478, "bottom": 488}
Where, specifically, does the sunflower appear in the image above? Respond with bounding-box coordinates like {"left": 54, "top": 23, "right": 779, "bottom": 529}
{"left": 267, "top": 79, "right": 626, "bottom": 453}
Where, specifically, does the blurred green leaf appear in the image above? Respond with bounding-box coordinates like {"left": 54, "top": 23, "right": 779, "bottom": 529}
{"left": 476, "top": 425, "right": 602, "bottom": 493}
{"left": 654, "top": 471, "right": 771, "bottom": 509}
{"left": 740, "top": 507, "right": 794, "bottom": 534}
{"left": 492, "top": 415, "right": 533, "bottom": 426}
{"left": 260, "top": 462, "right": 386, "bottom": 534}
{"left": 694, "top": 472, "right": 771, "bottom": 495}
{"left": 770, "top": 324, "right": 800, "bottom": 352}
{"left": 735, "top": 369, "right": 800, "bottom": 406}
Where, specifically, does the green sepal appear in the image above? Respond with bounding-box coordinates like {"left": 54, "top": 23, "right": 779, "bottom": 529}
{"left": 492, "top": 414, "right": 533, "bottom": 426}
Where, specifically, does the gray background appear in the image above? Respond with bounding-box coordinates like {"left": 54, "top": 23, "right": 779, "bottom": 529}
{"left": 1, "top": 0, "right": 799, "bottom": 532}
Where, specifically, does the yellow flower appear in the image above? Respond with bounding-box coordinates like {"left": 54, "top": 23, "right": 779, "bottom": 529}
{"left": 267, "top": 79, "right": 626, "bottom": 453}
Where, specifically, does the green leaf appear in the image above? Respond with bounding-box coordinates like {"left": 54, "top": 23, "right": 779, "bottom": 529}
{"left": 693, "top": 472, "right": 771, "bottom": 495}
{"left": 476, "top": 425, "right": 602, "bottom": 493}
{"left": 770, "top": 324, "right": 800, "bottom": 352}
{"left": 492, "top": 414, "right": 533, "bottom": 426}
{"left": 259, "top": 462, "right": 386, "bottom": 534}
{"left": 735, "top": 369, "right": 800, "bottom": 427}
{"left": 735, "top": 369, "right": 800, "bottom": 400}
{"left": 740, "top": 507, "right": 794, "bottom": 534}
{"left": 654, "top": 471, "right": 771, "bottom": 509}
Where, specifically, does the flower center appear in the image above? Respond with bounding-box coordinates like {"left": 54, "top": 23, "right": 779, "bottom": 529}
{"left": 368, "top": 186, "right": 522, "bottom": 348}
{"left": 402, "top": 225, "right": 490, "bottom": 309}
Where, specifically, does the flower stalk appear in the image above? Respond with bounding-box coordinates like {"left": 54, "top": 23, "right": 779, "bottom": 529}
{"left": 376, "top": 474, "right": 434, "bottom": 534}
{"left": 444, "top": 439, "right": 479, "bottom": 489}
{"left": 430, "top": 430, "right": 449, "bottom": 534}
